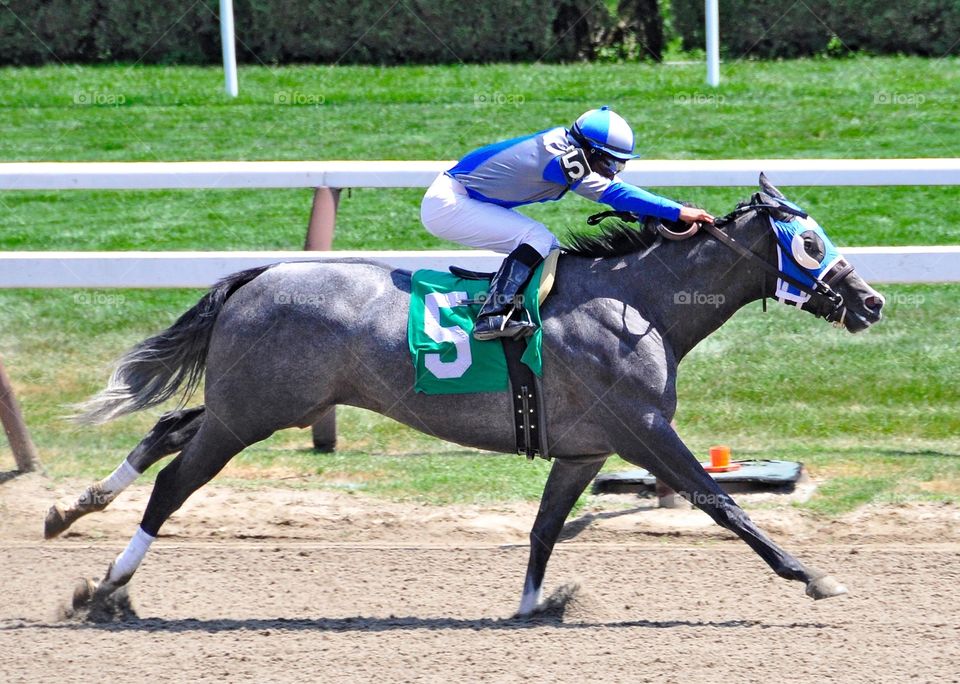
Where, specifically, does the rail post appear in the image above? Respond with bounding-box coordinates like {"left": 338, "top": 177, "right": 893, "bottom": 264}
{"left": 0, "top": 358, "right": 43, "bottom": 473}
{"left": 657, "top": 419, "right": 685, "bottom": 507}
{"left": 306, "top": 187, "right": 340, "bottom": 452}
{"left": 305, "top": 187, "right": 340, "bottom": 251}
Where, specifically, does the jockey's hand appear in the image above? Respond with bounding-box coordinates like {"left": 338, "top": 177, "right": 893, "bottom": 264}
{"left": 679, "top": 206, "right": 715, "bottom": 225}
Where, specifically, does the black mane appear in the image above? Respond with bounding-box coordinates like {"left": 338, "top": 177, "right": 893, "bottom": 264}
{"left": 562, "top": 218, "right": 666, "bottom": 258}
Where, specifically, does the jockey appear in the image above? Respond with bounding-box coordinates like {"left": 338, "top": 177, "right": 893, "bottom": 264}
{"left": 421, "top": 106, "right": 715, "bottom": 341}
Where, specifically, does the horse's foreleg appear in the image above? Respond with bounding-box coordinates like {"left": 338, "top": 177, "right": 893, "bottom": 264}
{"left": 46, "top": 407, "right": 205, "bottom": 539}
{"left": 617, "top": 414, "right": 846, "bottom": 600}
{"left": 78, "top": 416, "right": 249, "bottom": 605}
{"left": 518, "top": 456, "right": 606, "bottom": 616}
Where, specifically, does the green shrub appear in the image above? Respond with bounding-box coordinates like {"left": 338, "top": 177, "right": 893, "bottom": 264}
{"left": 670, "top": 0, "right": 960, "bottom": 58}
{"left": 3, "top": 0, "right": 955, "bottom": 64}
{"left": 544, "top": 0, "right": 616, "bottom": 61}
{"left": 671, "top": 0, "right": 830, "bottom": 58}
{"left": 613, "top": 0, "right": 666, "bottom": 61}
{"left": 0, "top": 0, "right": 631, "bottom": 65}
{"left": 0, "top": 0, "right": 102, "bottom": 64}
{"left": 827, "top": 0, "right": 960, "bottom": 57}
{"left": 230, "top": 0, "right": 558, "bottom": 64}
{"left": 93, "top": 1, "right": 220, "bottom": 64}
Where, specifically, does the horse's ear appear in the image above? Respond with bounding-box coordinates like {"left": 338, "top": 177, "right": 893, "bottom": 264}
{"left": 759, "top": 172, "right": 786, "bottom": 200}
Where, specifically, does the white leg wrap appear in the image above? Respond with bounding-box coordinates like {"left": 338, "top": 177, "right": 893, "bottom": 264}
{"left": 100, "top": 460, "right": 140, "bottom": 499}
{"left": 108, "top": 526, "right": 155, "bottom": 583}
{"left": 518, "top": 586, "right": 543, "bottom": 616}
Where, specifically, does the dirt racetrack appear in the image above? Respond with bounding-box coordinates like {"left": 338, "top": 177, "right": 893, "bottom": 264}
{"left": 1, "top": 474, "right": 958, "bottom": 683}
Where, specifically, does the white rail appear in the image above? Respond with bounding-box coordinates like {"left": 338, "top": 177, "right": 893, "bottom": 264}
{"left": 2, "top": 158, "right": 960, "bottom": 190}
{"left": 2, "top": 159, "right": 958, "bottom": 286}
{"left": 1, "top": 247, "right": 957, "bottom": 288}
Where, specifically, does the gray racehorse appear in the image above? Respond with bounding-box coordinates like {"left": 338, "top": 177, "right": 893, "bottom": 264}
{"left": 52, "top": 175, "right": 883, "bottom": 617}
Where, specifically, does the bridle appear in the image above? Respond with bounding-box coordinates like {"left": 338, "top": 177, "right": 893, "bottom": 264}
{"left": 709, "top": 202, "right": 854, "bottom": 325}
{"left": 586, "top": 203, "right": 855, "bottom": 326}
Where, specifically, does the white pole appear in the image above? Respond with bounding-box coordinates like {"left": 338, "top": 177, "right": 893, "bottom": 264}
{"left": 705, "top": 0, "right": 720, "bottom": 87}
{"left": 220, "top": 0, "right": 238, "bottom": 97}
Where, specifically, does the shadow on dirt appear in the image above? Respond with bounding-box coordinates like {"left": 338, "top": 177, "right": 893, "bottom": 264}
{"left": 3, "top": 582, "right": 837, "bottom": 634}
{"left": 0, "top": 615, "right": 838, "bottom": 633}
{"left": 559, "top": 506, "right": 659, "bottom": 541}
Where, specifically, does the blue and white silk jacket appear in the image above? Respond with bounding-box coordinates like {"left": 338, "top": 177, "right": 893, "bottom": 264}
{"left": 446, "top": 127, "right": 683, "bottom": 221}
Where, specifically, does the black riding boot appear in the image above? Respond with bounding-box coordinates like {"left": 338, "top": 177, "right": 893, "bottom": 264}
{"left": 473, "top": 244, "right": 544, "bottom": 341}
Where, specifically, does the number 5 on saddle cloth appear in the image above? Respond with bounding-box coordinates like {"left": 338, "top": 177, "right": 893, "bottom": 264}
{"left": 407, "top": 250, "right": 560, "bottom": 458}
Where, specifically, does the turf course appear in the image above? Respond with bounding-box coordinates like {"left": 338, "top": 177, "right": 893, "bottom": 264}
{"left": 0, "top": 58, "right": 957, "bottom": 512}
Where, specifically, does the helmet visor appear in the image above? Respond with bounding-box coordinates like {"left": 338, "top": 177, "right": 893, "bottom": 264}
{"left": 599, "top": 145, "right": 639, "bottom": 162}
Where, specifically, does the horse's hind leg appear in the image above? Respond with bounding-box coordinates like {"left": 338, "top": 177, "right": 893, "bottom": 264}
{"left": 76, "top": 414, "right": 254, "bottom": 606}
{"left": 45, "top": 407, "right": 205, "bottom": 539}
{"left": 617, "top": 414, "right": 847, "bottom": 600}
{"left": 518, "top": 456, "right": 606, "bottom": 616}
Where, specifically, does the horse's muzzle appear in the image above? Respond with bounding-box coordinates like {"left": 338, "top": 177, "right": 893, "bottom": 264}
{"left": 839, "top": 276, "right": 885, "bottom": 333}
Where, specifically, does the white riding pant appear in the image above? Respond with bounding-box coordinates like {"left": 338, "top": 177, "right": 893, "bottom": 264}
{"left": 420, "top": 173, "right": 559, "bottom": 258}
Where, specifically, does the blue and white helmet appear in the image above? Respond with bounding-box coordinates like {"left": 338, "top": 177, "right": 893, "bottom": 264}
{"left": 571, "top": 105, "right": 640, "bottom": 161}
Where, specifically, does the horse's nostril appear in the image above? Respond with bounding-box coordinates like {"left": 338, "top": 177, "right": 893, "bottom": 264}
{"left": 864, "top": 295, "right": 883, "bottom": 312}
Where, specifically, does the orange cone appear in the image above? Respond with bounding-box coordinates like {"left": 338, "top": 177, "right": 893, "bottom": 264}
{"left": 704, "top": 445, "right": 741, "bottom": 473}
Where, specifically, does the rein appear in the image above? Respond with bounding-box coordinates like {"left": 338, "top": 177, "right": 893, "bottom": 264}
{"left": 711, "top": 204, "right": 850, "bottom": 324}
{"left": 585, "top": 205, "right": 851, "bottom": 325}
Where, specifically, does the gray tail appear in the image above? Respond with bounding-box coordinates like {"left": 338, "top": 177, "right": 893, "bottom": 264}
{"left": 73, "top": 265, "right": 274, "bottom": 425}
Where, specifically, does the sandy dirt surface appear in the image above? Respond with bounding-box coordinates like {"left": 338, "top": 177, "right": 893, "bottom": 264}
{"left": 1, "top": 473, "right": 958, "bottom": 683}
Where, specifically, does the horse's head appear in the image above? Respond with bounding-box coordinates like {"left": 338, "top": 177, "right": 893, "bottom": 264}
{"left": 715, "top": 174, "right": 884, "bottom": 333}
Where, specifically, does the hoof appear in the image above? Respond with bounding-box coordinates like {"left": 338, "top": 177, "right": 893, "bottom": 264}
{"left": 515, "top": 587, "right": 544, "bottom": 618}
{"left": 514, "top": 603, "right": 544, "bottom": 619}
{"left": 515, "top": 583, "right": 580, "bottom": 620}
{"left": 65, "top": 578, "right": 137, "bottom": 623}
{"left": 806, "top": 574, "right": 848, "bottom": 600}
{"left": 72, "top": 577, "right": 98, "bottom": 610}
{"left": 45, "top": 504, "right": 69, "bottom": 539}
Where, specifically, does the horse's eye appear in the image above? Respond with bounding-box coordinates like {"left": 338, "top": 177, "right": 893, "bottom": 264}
{"left": 790, "top": 229, "right": 826, "bottom": 269}
{"left": 801, "top": 230, "right": 826, "bottom": 262}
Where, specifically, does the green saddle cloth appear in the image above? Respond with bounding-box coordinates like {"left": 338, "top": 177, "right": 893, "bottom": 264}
{"left": 407, "top": 265, "right": 545, "bottom": 395}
